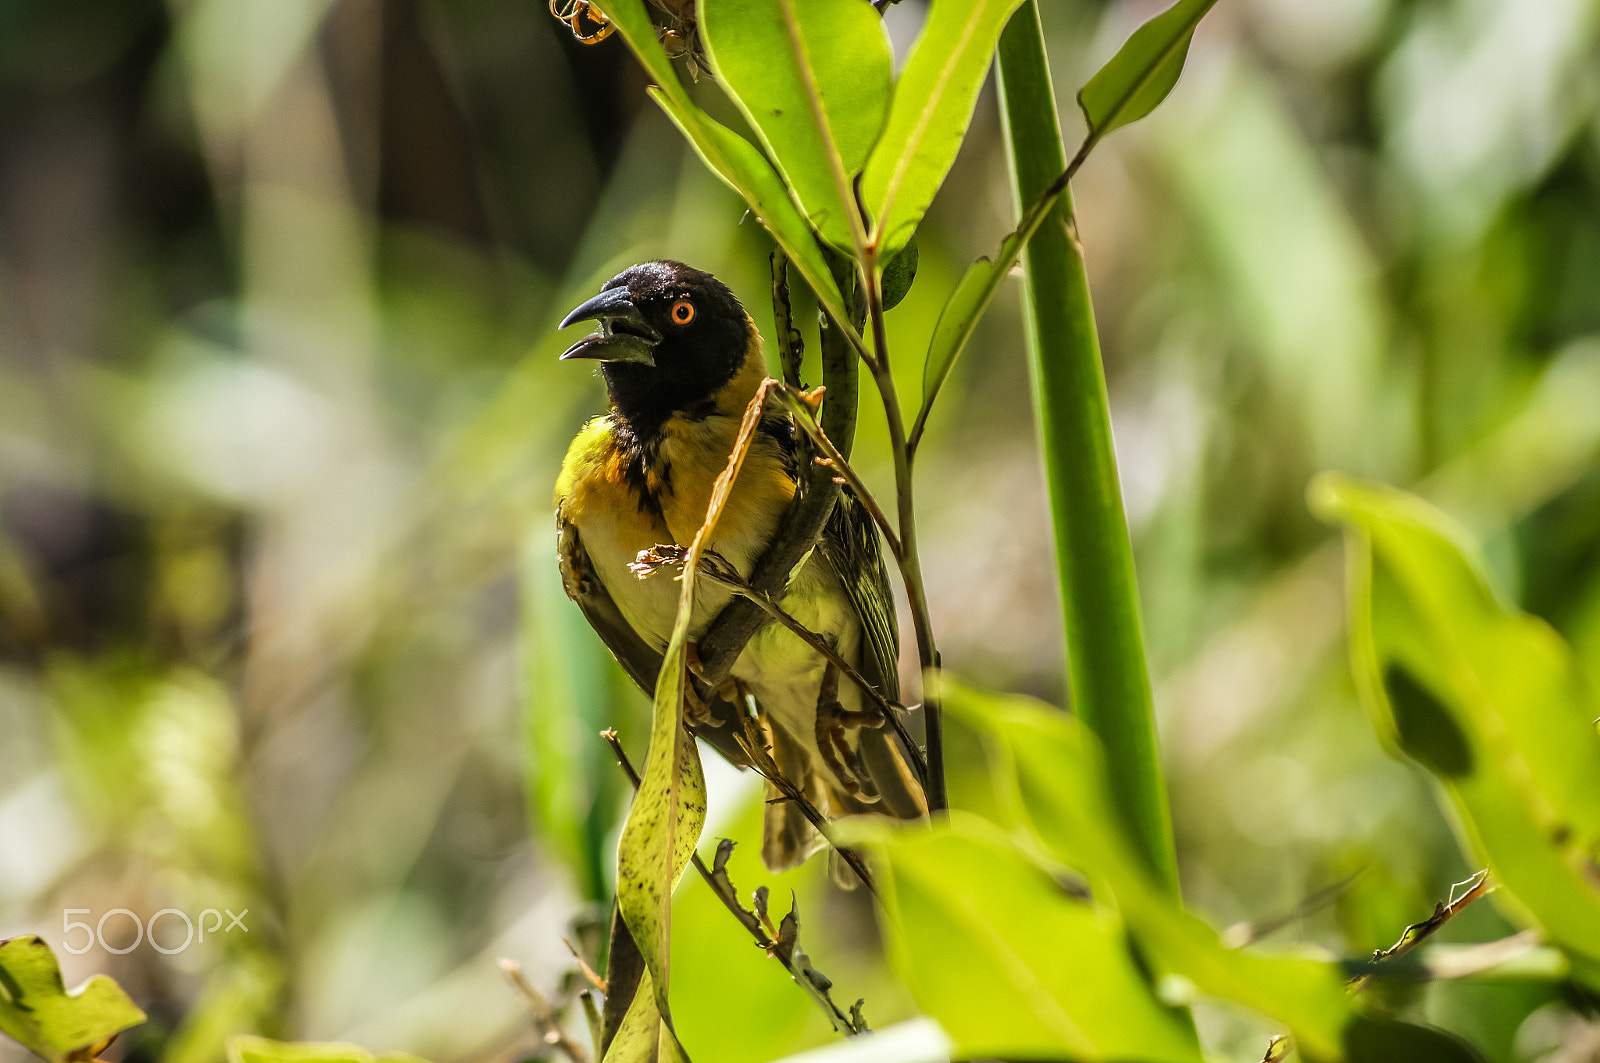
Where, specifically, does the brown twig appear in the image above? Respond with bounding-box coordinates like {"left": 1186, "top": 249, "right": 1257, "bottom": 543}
{"left": 772, "top": 383, "right": 902, "bottom": 559}
{"left": 561, "top": 936, "right": 607, "bottom": 993}
{"left": 684, "top": 550, "right": 928, "bottom": 789}
{"left": 727, "top": 711, "right": 879, "bottom": 896}
{"left": 1221, "top": 869, "right": 1365, "bottom": 949}
{"left": 599, "top": 729, "right": 866, "bottom": 1034}
{"left": 854, "top": 228, "right": 947, "bottom": 813}
{"left": 1347, "top": 869, "right": 1493, "bottom": 993}
{"left": 499, "top": 958, "right": 592, "bottom": 1063}
{"left": 1260, "top": 869, "right": 1496, "bottom": 1060}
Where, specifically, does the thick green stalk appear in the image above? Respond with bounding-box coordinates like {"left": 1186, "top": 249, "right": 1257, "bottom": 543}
{"left": 995, "top": 3, "right": 1178, "bottom": 893}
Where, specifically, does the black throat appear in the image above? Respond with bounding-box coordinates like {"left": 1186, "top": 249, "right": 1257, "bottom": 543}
{"left": 603, "top": 363, "right": 710, "bottom": 441}
{"left": 601, "top": 324, "right": 750, "bottom": 440}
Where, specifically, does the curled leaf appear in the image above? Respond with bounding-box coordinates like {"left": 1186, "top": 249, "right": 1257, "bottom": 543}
{"left": 0, "top": 937, "right": 145, "bottom": 1063}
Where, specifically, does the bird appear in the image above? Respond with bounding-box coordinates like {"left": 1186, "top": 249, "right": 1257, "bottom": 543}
{"left": 552, "top": 259, "right": 925, "bottom": 882}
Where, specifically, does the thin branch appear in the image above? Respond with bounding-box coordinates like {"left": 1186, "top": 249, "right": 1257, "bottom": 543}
{"left": 1356, "top": 931, "right": 1549, "bottom": 983}
{"left": 901, "top": 129, "right": 1100, "bottom": 461}
{"left": 1221, "top": 869, "right": 1364, "bottom": 949}
{"left": 732, "top": 710, "right": 880, "bottom": 895}
{"left": 773, "top": 383, "right": 902, "bottom": 558}
{"left": 499, "top": 958, "right": 592, "bottom": 1063}
{"left": 684, "top": 549, "right": 927, "bottom": 788}
{"left": 857, "top": 234, "right": 947, "bottom": 813}
{"left": 1347, "top": 870, "right": 1493, "bottom": 993}
{"left": 600, "top": 730, "right": 866, "bottom": 1034}
{"left": 1260, "top": 869, "right": 1496, "bottom": 1061}
{"left": 561, "top": 937, "right": 607, "bottom": 994}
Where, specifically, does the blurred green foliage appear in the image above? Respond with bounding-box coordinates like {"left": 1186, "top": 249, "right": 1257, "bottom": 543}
{"left": 2, "top": 0, "right": 1600, "bottom": 1061}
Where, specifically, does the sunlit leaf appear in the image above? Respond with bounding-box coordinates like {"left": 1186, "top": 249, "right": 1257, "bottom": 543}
{"left": 700, "top": 0, "right": 892, "bottom": 251}
{"left": 226, "top": 1036, "right": 430, "bottom": 1063}
{"left": 880, "top": 237, "right": 918, "bottom": 312}
{"left": 613, "top": 631, "right": 707, "bottom": 1025}
{"left": 601, "top": 969, "right": 691, "bottom": 1063}
{"left": 1076, "top": 0, "right": 1217, "bottom": 145}
{"left": 1311, "top": 474, "right": 1600, "bottom": 981}
{"left": 914, "top": 240, "right": 1023, "bottom": 445}
{"left": 938, "top": 683, "right": 1354, "bottom": 1059}
{"left": 0, "top": 936, "right": 145, "bottom": 1063}
{"left": 848, "top": 815, "right": 1203, "bottom": 1062}
{"left": 590, "top": 0, "right": 850, "bottom": 326}
{"left": 938, "top": 680, "right": 1486, "bottom": 1063}
{"left": 861, "top": 0, "right": 1028, "bottom": 255}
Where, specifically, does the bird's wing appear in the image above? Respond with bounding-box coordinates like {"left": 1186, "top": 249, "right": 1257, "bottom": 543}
{"left": 818, "top": 490, "right": 901, "bottom": 702}
{"left": 556, "top": 510, "right": 752, "bottom": 767}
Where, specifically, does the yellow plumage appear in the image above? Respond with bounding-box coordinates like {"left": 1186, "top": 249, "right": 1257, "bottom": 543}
{"left": 553, "top": 260, "right": 924, "bottom": 882}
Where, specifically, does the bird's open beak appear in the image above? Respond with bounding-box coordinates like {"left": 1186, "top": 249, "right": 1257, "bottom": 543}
{"left": 558, "top": 287, "right": 661, "bottom": 366}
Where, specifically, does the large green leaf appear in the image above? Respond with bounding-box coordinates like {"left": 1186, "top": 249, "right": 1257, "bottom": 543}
{"left": 700, "top": 0, "right": 891, "bottom": 252}
{"left": 0, "top": 936, "right": 145, "bottom": 1063}
{"left": 590, "top": 0, "right": 850, "bottom": 329}
{"left": 612, "top": 628, "right": 707, "bottom": 1030}
{"left": 849, "top": 815, "right": 1203, "bottom": 1062}
{"left": 1076, "top": 0, "right": 1217, "bottom": 145}
{"left": 939, "top": 683, "right": 1353, "bottom": 1060}
{"left": 226, "top": 1036, "right": 429, "bottom": 1063}
{"left": 860, "top": 0, "right": 1027, "bottom": 255}
{"left": 1311, "top": 474, "right": 1600, "bottom": 981}
{"left": 937, "top": 680, "right": 1485, "bottom": 1063}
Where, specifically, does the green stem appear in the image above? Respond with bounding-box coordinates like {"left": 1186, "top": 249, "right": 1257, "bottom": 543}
{"left": 861, "top": 254, "right": 947, "bottom": 813}
{"left": 995, "top": 2, "right": 1177, "bottom": 893}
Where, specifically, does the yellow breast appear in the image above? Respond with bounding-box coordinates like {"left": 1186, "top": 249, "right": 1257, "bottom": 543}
{"left": 555, "top": 385, "right": 795, "bottom": 647}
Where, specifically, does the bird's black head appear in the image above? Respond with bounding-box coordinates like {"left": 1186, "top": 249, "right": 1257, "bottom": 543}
{"left": 559, "top": 260, "right": 754, "bottom": 438}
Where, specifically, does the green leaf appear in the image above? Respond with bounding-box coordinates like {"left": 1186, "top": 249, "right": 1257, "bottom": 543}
{"left": 861, "top": 0, "right": 1028, "bottom": 255}
{"left": 614, "top": 629, "right": 708, "bottom": 1026}
{"left": 880, "top": 237, "right": 918, "bottom": 312}
{"left": 0, "top": 936, "right": 146, "bottom": 1063}
{"left": 226, "top": 1036, "right": 430, "bottom": 1063}
{"left": 1076, "top": 0, "right": 1218, "bottom": 145}
{"left": 700, "top": 0, "right": 892, "bottom": 251}
{"left": 914, "top": 0, "right": 1224, "bottom": 446}
{"left": 602, "top": 969, "right": 691, "bottom": 1063}
{"left": 939, "top": 682, "right": 1356, "bottom": 1061}
{"left": 849, "top": 815, "right": 1203, "bottom": 1062}
{"left": 590, "top": 0, "right": 851, "bottom": 328}
{"left": 1310, "top": 474, "right": 1600, "bottom": 976}
{"left": 913, "top": 240, "right": 1020, "bottom": 446}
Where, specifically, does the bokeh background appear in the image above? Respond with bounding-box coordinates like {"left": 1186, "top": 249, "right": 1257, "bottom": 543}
{"left": 3, "top": 0, "right": 1599, "bottom": 1061}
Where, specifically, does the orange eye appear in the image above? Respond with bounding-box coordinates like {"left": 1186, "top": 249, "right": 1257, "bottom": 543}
{"left": 671, "top": 299, "right": 695, "bottom": 325}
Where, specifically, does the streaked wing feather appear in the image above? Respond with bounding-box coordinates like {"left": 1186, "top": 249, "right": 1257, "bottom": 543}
{"left": 818, "top": 492, "right": 900, "bottom": 701}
